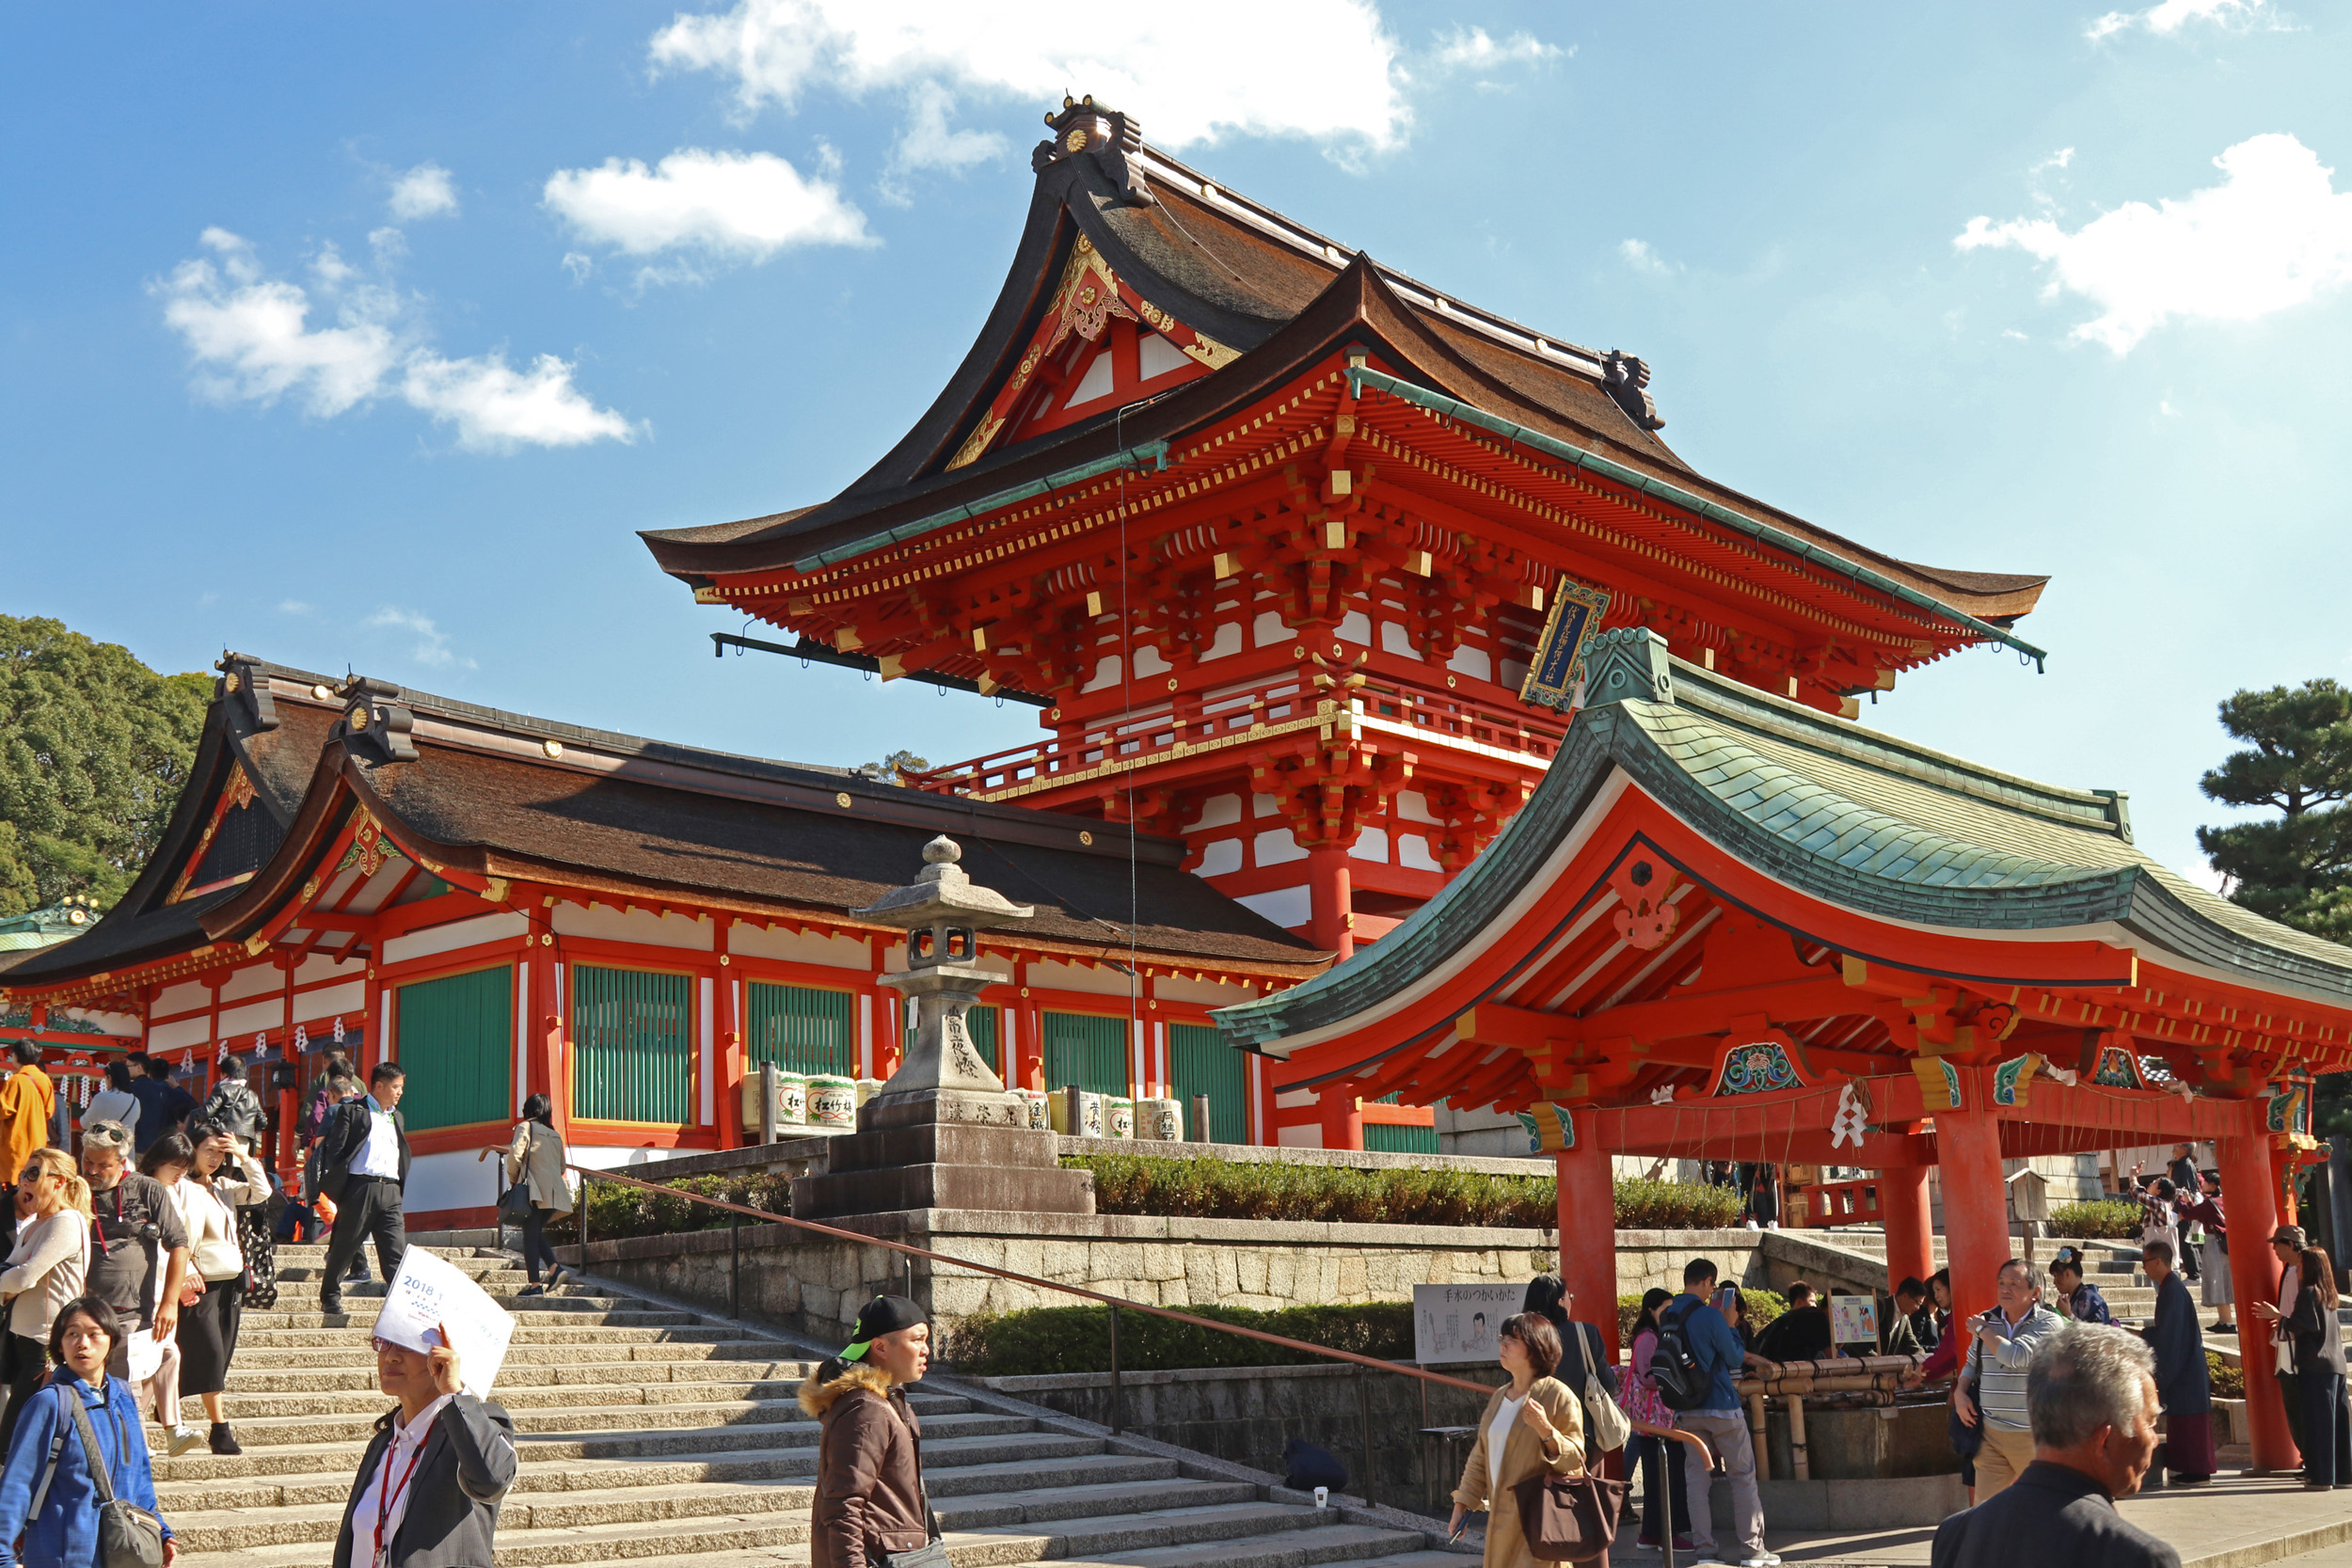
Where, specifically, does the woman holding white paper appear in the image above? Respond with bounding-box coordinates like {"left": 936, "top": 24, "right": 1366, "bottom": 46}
{"left": 143, "top": 1118, "right": 266, "bottom": 1456}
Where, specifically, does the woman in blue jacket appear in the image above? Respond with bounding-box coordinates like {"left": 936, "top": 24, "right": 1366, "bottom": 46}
{"left": 0, "top": 1294, "right": 175, "bottom": 1566}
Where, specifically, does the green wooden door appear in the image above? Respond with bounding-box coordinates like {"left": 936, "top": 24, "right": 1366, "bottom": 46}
{"left": 1364, "top": 1091, "right": 1439, "bottom": 1154}
{"left": 747, "top": 983, "right": 855, "bottom": 1077}
{"left": 570, "top": 965, "right": 692, "bottom": 1123}
{"left": 964, "top": 1006, "right": 999, "bottom": 1075}
{"left": 1041, "top": 1010, "right": 1129, "bottom": 1097}
{"left": 394, "top": 966, "right": 512, "bottom": 1132}
{"left": 1168, "top": 1022, "right": 1247, "bottom": 1143}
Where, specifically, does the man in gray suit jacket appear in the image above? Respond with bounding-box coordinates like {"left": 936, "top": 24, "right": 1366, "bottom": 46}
{"left": 334, "top": 1323, "right": 516, "bottom": 1568}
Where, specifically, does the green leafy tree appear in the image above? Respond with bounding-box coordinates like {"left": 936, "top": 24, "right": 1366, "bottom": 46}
{"left": 0, "top": 617, "right": 209, "bottom": 916}
{"left": 2197, "top": 678, "right": 2352, "bottom": 943}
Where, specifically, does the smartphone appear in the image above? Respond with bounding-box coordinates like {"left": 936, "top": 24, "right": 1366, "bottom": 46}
{"left": 1448, "top": 1523, "right": 1469, "bottom": 1544}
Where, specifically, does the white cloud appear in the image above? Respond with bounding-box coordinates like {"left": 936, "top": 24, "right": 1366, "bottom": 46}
{"left": 402, "top": 352, "right": 634, "bottom": 451}
{"left": 2031, "top": 147, "right": 2075, "bottom": 174}
{"left": 895, "top": 82, "right": 1007, "bottom": 176}
{"left": 543, "top": 149, "right": 872, "bottom": 274}
{"left": 648, "top": 0, "right": 1410, "bottom": 153}
{"left": 1955, "top": 134, "right": 2352, "bottom": 353}
{"left": 1433, "top": 24, "right": 1560, "bottom": 69}
{"left": 1619, "top": 238, "right": 1675, "bottom": 276}
{"left": 388, "top": 162, "right": 460, "bottom": 221}
{"left": 151, "top": 229, "right": 633, "bottom": 450}
{"left": 366, "top": 607, "right": 473, "bottom": 669}
{"left": 278, "top": 599, "right": 313, "bottom": 615}
{"left": 2180, "top": 856, "right": 2235, "bottom": 896}
{"left": 2087, "top": 0, "right": 2269, "bottom": 40}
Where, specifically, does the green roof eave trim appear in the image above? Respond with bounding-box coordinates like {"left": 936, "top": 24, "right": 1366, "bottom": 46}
{"left": 1343, "top": 365, "right": 2049, "bottom": 671}
{"left": 791, "top": 439, "right": 1172, "bottom": 574}
{"left": 1214, "top": 645, "right": 2352, "bottom": 1061}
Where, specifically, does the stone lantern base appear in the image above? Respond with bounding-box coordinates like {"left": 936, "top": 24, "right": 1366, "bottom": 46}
{"left": 790, "top": 1104, "right": 1095, "bottom": 1219}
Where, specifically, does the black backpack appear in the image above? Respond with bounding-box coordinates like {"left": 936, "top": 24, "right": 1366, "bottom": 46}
{"left": 1647, "top": 1299, "right": 1711, "bottom": 1411}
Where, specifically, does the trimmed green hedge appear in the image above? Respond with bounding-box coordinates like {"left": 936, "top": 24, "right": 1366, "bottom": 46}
{"left": 2208, "top": 1349, "right": 2243, "bottom": 1400}
{"left": 2049, "top": 1199, "right": 2143, "bottom": 1240}
{"left": 1069, "top": 1154, "right": 1748, "bottom": 1230}
{"left": 946, "top": 1302, "right": 1413, "bottom": 1376}
{"left": 542, "top": 1170, "right": 795, "bottom": 1245}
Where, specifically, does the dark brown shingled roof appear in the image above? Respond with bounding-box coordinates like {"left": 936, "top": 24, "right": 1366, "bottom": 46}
{"left": 638, "top": 131, "right": 2046, "bottom": 625}
{"left": 7, "top": 657, "right": 1327, "bottom": 989}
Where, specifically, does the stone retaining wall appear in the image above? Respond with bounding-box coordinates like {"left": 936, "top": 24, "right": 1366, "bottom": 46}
{"left": 580, "top": 1207, "right": 1780, "bottom": 1347}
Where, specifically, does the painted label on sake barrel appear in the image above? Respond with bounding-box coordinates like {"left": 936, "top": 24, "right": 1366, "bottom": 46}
{"left": 1143, "top": 1099, "right": 1182, "bottom": 1141}
{"left": 1106, "top": 1097, "right": 1135, "bottom": 1138}
{"left": 775, "top": 1074, "right": 807, "bottom": 1125}
{"left": 808, "top": 1076, "right": 857, "bottom": 1128}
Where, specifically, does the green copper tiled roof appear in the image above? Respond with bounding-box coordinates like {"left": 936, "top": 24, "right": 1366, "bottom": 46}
{"left": 1218, "top": 627, "right": 2352, "bottom": 1053}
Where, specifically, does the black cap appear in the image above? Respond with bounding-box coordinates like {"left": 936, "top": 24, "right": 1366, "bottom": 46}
{"left": 839, "top": 1293, "right": 926, "bottom": 1363}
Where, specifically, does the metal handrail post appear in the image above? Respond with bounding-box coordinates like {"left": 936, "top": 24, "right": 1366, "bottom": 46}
{"left": 1358, "top": 1368, "right": 1376, "bottom": 1510}
{"left": 1108, "top": 1305, "right": 1123, "bottom": 1435}
{"left": 730, "top": 1209, "right": 741, "bottom": 1320}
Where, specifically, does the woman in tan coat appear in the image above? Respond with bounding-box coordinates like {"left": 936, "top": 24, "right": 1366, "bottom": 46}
{"left": 504, "top": 1094, "right": 570, "bottom": 1295}
{"left": 1452, "top": 1311, "right": 1589, "bottom": 1568}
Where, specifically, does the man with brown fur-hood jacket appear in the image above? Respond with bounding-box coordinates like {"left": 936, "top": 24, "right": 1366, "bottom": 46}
{"left": 798, "top": 1293, "right": 940, "bottom": 1568}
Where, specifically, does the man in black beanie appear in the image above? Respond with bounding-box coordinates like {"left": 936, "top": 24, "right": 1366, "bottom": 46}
{"left": 798, "top": 1293, "right": 942, "bottom": 1568}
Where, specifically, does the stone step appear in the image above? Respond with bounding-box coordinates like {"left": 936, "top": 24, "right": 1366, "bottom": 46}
{"left": 165, "top": 1374, "right": 849, "bottom": 1421}
{"left": 220, "top": 1356, "right": 818, "bottom": 1392}
{"left": 225, "top": 1339, "right": 784, "bottom": 1370}
{"left": 151, "top": 1423, "right": 1099, "bottom": 1482}
{"left": 237, "top": 1309, "right": 703, "bottom": 1333}
{"left": 236, "top": 1323, "right": 746, "bottom": 1347}
{"left": 161, "top": 1402, "right": 1018, "bottom": 1452}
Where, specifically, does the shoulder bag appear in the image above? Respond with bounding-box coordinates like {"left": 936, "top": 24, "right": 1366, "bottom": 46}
{"left": 1568, "top": 1325, "right": 1631, "bottom": 1452}
{"left": 26, "top": 1386, "right": 167, "bottom": 1568}
{"left": 1512, "top": 1467, "right": 1630, "bottom": 1564}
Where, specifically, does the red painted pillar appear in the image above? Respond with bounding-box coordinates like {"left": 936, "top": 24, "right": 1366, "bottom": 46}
{"left": 1936, "top": 1104, "right": 2010, "bottom": 1328}
{"left": 2221, "top": 1125, "right": 2297, "bottom": 1472}
{"left": 1307, "top": 847, "right": 1355, "bottom": 962}
{"left": 1881, "top": 1164, "right": 1935, "bottom": 1296}
{"left": 1556, "top": 1115, "right": 1620, "bottom": 1360}
{"left": 1318, "top": 1084, "right": 1364, "bottom": 1151}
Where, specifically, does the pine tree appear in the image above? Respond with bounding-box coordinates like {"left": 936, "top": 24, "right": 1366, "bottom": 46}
{"left": 0, "top": 616, "right": 209, "bottom": 915}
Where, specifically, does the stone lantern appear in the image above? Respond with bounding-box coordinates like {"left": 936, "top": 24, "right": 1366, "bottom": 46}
{"left": 790, "top": 834, "right": 1095, "bottom": 1221}
{"left": 852, "top": 834, "right": 1030, "bottom": 1128}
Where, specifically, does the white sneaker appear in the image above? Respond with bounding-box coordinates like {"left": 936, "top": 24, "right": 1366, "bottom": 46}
{"left": 1741, "top": 1554, "right": 1782, "bottom": 1567}
{"left": 166, "top": 1425, "right": 205, "bottom": 1458}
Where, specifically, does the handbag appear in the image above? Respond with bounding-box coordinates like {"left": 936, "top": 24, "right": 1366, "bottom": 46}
{"left": 499, "top": 1181, "right": 533, "bottom": 1223}
{"left": 1568, "top": 1324, "right": 1631, "bottom": 1453}
{"left": 1949, "top": 1374, "right": 1984, "bottom": 1460}
{"left": 1512, "top": 1468, "right": 1630, "bottom": 1564}
{"left": 25, "top": 1386, "right": 167, "bottom": 1568}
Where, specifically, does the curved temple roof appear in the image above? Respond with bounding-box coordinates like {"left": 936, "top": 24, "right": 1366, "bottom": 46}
{"left": 1216, "top": 627, "right": 2352, "bottom": 1070}
{"left": 641, "top": 103, "right": 2045, "bottom": 636}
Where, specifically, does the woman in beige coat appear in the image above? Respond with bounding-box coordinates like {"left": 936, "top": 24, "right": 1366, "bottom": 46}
{"left": 1451, "top": 1311, "right": 1589, "bottom": 1568}
{"left": 505, "top": 1094, "right": 571, "bottom": 1295}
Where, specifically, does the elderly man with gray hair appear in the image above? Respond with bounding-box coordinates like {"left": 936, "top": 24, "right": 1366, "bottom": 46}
{"left": 1931, "top": 1324, "right": 2177, "bottom": 1568}
{"left": 1953, "top": 1256, "right": 2066, "bottom": 1499}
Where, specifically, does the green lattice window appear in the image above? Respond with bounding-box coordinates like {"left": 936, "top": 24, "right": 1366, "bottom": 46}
{"left": 748, "top": 983, "right": 854, "bottom": 1077}
{"left": 965, "top": 1006, "right": 1000, "bottom": 1075}
{"left": 393, "top": 966, "right": 512, "bottom": 1132}
{"left": 571, "top": 965, "right": 692, "bottom": 1124}
{"left": 1365, "top": 1092, "right": 1439, "bottom": 1154}
{"left": 1168, "top": 1022, "right": 1246, "bottom": 1142}
{"left": 1042, "top": 1010, "right": 1129, "bottom": 1097}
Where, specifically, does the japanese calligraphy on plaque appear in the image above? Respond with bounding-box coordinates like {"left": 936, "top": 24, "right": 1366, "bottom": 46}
{"left": 1518, "top": 580, "right": 1613, "bottom": 713}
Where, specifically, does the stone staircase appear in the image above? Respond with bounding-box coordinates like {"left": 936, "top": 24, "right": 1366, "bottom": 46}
{"left": 164, "top": 1241, "right": 1463, "bottom": 1568}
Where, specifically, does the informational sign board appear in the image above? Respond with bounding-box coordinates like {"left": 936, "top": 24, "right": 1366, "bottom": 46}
{"left": 1414, "top": 1282, "right": 1526, "bottom": 1365}
{"left": 1517, "top": 580, "right": 1613, "bottom": 712}
{"left": 1828, "top": 1293, "right": 1880, "bottom": 1348}
{"left": 374, "top": 1247, "right": 516, "bottom": 1398}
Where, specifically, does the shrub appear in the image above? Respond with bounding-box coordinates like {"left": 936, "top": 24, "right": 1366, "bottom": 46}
{"left": 1069, "top": 1154, "right": 1555, "bottom": 1227}
{"left": 542, "top": 1170, "right": 794, "bottom": 1245}
{"left": 946, "top": 1301, "right": 1414, "bottom": 1377}
{"left": 2208, "top": 1349, "right": 2244, "bottom": 1400}
{"left": 2049, "top": 1199, "right": 2143, "bottom": 1240}
{"left": 1613, "top": 1178, "right": 1744, "bottom": 1231}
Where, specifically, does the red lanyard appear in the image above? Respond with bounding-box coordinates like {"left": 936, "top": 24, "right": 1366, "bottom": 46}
{"left": 371, "top": 1433, "right": 429, "bottom": 1568}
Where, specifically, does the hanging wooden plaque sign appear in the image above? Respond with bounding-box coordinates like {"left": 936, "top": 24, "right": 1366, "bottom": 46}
{"left": 1518, "top": 580, "right": 1613, "bottom": 712}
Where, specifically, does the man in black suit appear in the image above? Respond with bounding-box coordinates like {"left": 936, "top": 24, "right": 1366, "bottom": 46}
{"left": 335, "top": 1322, "right": 516, "bottom": 1568}
{"left": 318, "top": 1061, "right": 410, "bottom": 1315}
{"left": 1930, "top": 1324, "right": 2178, "bottom": 1568}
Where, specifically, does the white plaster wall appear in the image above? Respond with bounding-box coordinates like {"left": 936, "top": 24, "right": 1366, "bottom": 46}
{"left": 1030, "top": 960, "right": 1136, "bottom": 999}
{"left": 729, "top": 924, "right": 870, "bottom": 969}
{"left": 382, "top": 911, "right": 529, "bottom": 966}
{"left": 553, "top": 905, "right": 713, "bottom": 951}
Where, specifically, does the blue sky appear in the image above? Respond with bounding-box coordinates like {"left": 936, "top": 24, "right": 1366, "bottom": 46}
{"left": 5, "top": 1, "right": 2348, "bottom": 881}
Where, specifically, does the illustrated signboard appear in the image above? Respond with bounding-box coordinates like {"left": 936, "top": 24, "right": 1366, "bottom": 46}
{"left": 1413, "top": 1282, "right": 1526, "bottom": 1365}
{"left": 1517, "top": 580, "right": 1613, "bottom": 713}
{"left": 1828, "top": 1294, "right": 1880, "bottom": 1349}
{"left": 374, "top": 1246, "right": 516, "bottom": 1397}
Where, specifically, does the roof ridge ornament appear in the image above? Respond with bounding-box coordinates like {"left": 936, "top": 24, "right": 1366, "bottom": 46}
{"left": 334, "top": 674, "right": 419, "bottom": 765}
{"left": 1034, "top": 93, "right": 1154, "bottom": 207}
{"left": 1603, "top": 351, "right": 1664, "bottom": 431}
{"left": 1579, "top": 626, "right": 1676, "bottom": 710}
{"left": 214, "top": 652, "right": 279, "bottom": 732}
